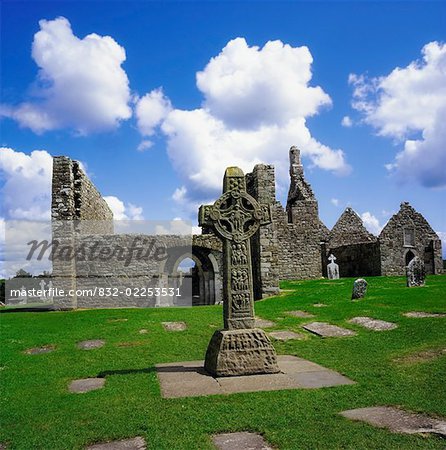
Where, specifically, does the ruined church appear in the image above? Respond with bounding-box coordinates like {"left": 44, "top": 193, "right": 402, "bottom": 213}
{"left": 50, "top": 147, "right": 443, "bottom": 309}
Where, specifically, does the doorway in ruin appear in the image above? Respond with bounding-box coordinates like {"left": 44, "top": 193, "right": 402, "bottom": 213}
{"left": 405, "top": 249, "right": 415, "bottom": 266}
{"left": 159, "top": 246, "right": 220, "bottom": 306}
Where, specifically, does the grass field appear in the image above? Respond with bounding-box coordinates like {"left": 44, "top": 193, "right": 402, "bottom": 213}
{"left": 1, "top": 275, "right": 445, "bottom": 449}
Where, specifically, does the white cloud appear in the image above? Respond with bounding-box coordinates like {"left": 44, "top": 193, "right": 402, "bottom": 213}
{"left": 360, "top": 211, "right": 383, "bottom": 235}
{"left": 137, "top": 140, "right": 153, "bottom": 152}
{"left": 0, "top": 17, "right": 131, "bottom": 134}
{"left": 135, "top": 88, "right": 171, "bottom": 137}
{"left": 350, "top": 41, "right": 446, "bottom": 188}
{"left": 341, "top": 116, "right": 353, "bottom": 127}
{"left": 331, "top": 198, "right": 339, "bottom": 206}
{"left": 103, "top": 196, "right": 144, "bottom": 220}
{"left": 136, "top": 38, "right": 350, "bottom": 208}
{"left": 0, "top": 147, "right": 53, "bottom": 220}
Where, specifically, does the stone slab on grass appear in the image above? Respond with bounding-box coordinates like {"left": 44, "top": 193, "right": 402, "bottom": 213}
{"left": 162, "top": 321, "right": 187, "bottom": 331}
{"left": 340, "top": 406, "right": 446, "bottom": 438}
{"left": 269, "top": 331, "right": 305, "bottom": 341}
{"left": 349, "top": 317, "right": 398, "bottom": 331}
{"left": 254, "top": 318, "right": 276, "bottom": 328}
{"left": 24, "top": 345, "right": 55, "bottom": 355}
{"left": 286, "top": 310, "right": 315, "bottom": 318}
{"left": 156, "top": 355, "right": 354, "bottom": 398}
{"left": 86, "top": 436, "right": 146, "bottom": 450}
{"left": 69, "top": 378, "right": 105, "bottom": 393}
{"left": 403, "top": 311, "right": 446, "bottom": 318}
{"left": 303, "top": 322, "right": 356, "bottom": 337}
{"left": 313, "top": 303, "right": 328, "bottom": 308}
{"left": 212, "top": 432, "right": 272, "bottom": 450}
{"left": 77, "top": 340, "right": 105, "bottom": 350}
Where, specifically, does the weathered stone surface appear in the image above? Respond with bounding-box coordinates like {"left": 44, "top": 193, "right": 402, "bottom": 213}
{"left": 313, "top": 303, "right": 328, "bottom": 308}
{"left": 254, "top": 317, "right": 276, "bottom": 328}
{"left": 303, "top": 322, "right": 356, "bottom": 337}
{"left": 77, "top": 339, "right": 105, "bottom": 350}
{"left": 212, "top": 432, "right": 272, "bottom": 450}
{"left": 327, "top": 254, "right": 340, "bottom": 279}
{"left": 351, "top": 278, "right": 367, "bottom": 299}
{"left": 69, "top": 378, "right": 105, "bottom": 393}
{"left": 403, "top": 311, "right": 446, "bottom": 318}
{"left": 138, "top": 329, "right": 148, "bottom": 334}
{"left": 24, "top": 345, "right": 55, "bottom": 355}
{"left": 86, "top": 436, "right": 146, "bottom": 450}
{"left": 204, "top": 329, "right": 278, "bottom": 377}
{"left": 393, "top": 347, "right": 446, "bottom": 364}
{"left": 340, "top": 406, "right": 446, "bottom": 437}
{"left": 287, "top": 310, "right": 315, "bottom": 318}
{"left": 406, "top": 256, "right": 426, "bottom": 287}
{"left": 349, "top": 317, "right": 397, "bottom": 331}
{"left": 162, "top": 321, "right": 187, "bottom": 331}
{"left": 199, "top": 167, "right": 279, "bottom": 376}
{"left": 156, "top": 355, "right": 354, "bottom": 398}
{"left": 268, "top": 331, "right": 305, "bottom": 341}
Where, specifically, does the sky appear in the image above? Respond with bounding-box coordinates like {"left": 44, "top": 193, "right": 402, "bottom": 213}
{"left": 1, "top": 1, "right": 445, "bottom": 259}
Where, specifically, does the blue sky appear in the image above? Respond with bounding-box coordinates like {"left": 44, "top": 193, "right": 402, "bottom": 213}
{"left": 1, "top": 1, "right": 445, "bottom": 252}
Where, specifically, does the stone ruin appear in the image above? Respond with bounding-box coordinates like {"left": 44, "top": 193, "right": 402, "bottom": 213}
{"left": 46, "top": 147, "right": 442, "bottom": 309}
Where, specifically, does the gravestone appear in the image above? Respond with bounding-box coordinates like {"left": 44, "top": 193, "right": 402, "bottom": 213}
{"left": 327, "top": 254, "right": 340, "bottom": 279}
{"left": 406, "top": 256, "right": 425, "bottom": 287}
{"left": 351, "top": 278, "right": 367, "bottom": 299}
{"left": 199, "top": 167, "right": 279, "bottom": 376}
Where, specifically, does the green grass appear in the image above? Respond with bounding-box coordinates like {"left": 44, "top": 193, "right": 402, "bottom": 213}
{"left": 1, "top": 275, "right": 445, "bottom": 449}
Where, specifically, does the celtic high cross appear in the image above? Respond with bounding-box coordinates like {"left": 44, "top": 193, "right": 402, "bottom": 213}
{"left": 199, "top": 166, "right": 272, "bottom": 330}
{"left": 199, "top": 167, "right": 279, "bottom": 376}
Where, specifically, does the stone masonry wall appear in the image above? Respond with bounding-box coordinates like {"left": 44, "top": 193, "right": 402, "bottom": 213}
{"left": 379, "top": 202, "right": 443, "bottom": 276}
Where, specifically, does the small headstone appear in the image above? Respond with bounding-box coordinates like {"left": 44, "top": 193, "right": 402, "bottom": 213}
{"left": 24, "top": 345, "right": 55, "bottom": 355}
{"left": 403, "top": 311, "right": 446, "bottom": 318}
{"left": 269, "top": 331, "right": 305, "bottom": 341}
{"left": 212, "top": 432, "right": 273, "bottom": 450}
{"left": 303, "top": 322, "right": 356, "bottom": 337}
{"left": 351, "top": 278, "right": 367, "bottom": 300}
{"left": 349, "top": 317, "right": 397, "bottom": 331}
{"left": 77, "top": 339, "right": 105, "bottom": 350}
{"left": 340, "top": 406, "right": 446, "bottom": 437}
{"left": 86, "top": 436, "right": 146, "bottom": 450}
{"left": 406, "top": 256, "right": 425, "bottom": 287}
{"left": 162, "top": 321, "right": 187, "bottom": 331}
{"left": 327, "top": 254, "right": 340, "bottom": 280}
{"left": 69, "top": 378, "right": 105, "bottom": 393}
{"left": 254, "top": 317, "right": 276, "bottom": 328}
{"left": 287, "top": 310, "right": 315, "bottom": 318}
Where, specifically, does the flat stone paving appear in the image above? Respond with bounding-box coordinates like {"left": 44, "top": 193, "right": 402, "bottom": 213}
{"left": 77, "top": 340, "right": 105, "bottom": 350}
{"left": 254, "top": 318, "right": 276, "bottom": 328}
{"left": 24, "top": 345, "right": 55, "bottom": 355}
{"left": 162, "top": 321, "right": 187, "bottom": 331}
{"left": 340, "top": 406, "right": 446, "bottom": 438}
{"left": 156, "top": 355, "right": 354, "bottom": 398}
{"left": 86, "top": 436, "right": 146, "bottom": 450}
{"left": 286, "top": 310, "right": 315, "bottom": 318}
{"left": 212, "top": 432, "right": 272, "bottom": 450}
{"left": 403, "top": 311, "right": 446, "bottom": 318}
{"left": 303, "top": 322, "right": 356, "bottom": 337}
{"left": 348, "top": 317, "right": 398, "bottom": 331}
{"left": 269, "top": 331, "right": 305, "bottom": 341}
{"left": 69, "top": 378, "right": 105, "bottom": 393}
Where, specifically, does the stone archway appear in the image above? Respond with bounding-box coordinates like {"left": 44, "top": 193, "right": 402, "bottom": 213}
{"left": 405, "top": 249, "right": 416, "bottom": 266}
{"left": 159, "top": 246, "right": 220, "bottom": 306}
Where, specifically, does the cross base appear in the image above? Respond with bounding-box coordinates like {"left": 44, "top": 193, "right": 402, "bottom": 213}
{"left": 204, "top": 328, "right": 280, "bottom": 377}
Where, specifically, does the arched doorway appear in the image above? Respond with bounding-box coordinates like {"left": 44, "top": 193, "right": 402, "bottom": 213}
{"left": 159, "top": 246, "right": 220, "bottom": 306}
{"left": 405, "top": 250, "right": 415, "bottom": 266}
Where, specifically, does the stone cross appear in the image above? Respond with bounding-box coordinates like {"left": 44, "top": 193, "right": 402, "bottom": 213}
{"left": 199, "top": 166, "right": 272, "bottom": 330}
{"left": 327, "top": 254, "right": 340, "bottom": 280}
{"left": 199, "top": 167, "right": 279, "bottom": 376}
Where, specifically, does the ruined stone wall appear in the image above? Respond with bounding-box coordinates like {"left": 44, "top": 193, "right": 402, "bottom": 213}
{"left": 323, "top": 242, "right": 381, "bottom": 278}
{"left": 246, "top": 164, "right": 280, "bottom": 298}
{"left": 379, "top": 202, "right": 443, "bottom": 276}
